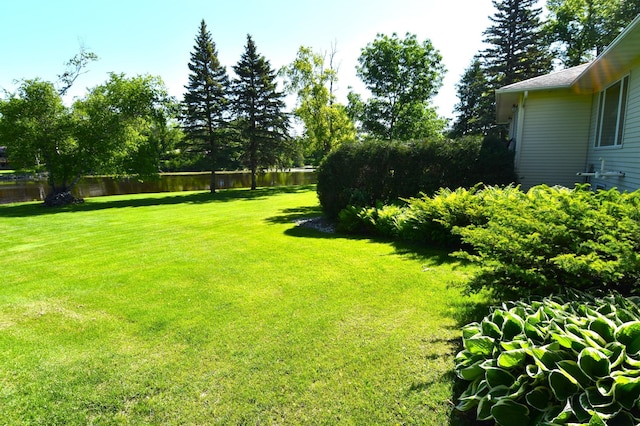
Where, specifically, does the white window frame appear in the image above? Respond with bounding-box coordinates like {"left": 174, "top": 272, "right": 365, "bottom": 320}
{"left": 595, "top": 75, "right": 629, "bottom": 149}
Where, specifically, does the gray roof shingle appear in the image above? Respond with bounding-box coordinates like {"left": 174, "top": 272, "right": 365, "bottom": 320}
{"left": 496, "top": 63, "right": 590, "bottom": 93}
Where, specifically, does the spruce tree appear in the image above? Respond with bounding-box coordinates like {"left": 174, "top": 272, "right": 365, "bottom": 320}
{"left": 482, "top": 0, "right": 552, "bottom": 87}
{"left": 182, "top": 19, "right": 230, "bottom": 193}
{"left": 231, "top": 35, "right": 289, "bottom": 190}
{"left": 451, "top": 57, "right": 495, "bottom": 137}
{"left": 452, "top": 0, "right": 552, "bottom": 139}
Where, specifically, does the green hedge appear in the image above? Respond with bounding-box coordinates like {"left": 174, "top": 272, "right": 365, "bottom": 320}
{"left": 316, "top": 136, "right": 515, "bottom": 219}
{"left": 456, "top": 292, "right": 640, "bottom": 425}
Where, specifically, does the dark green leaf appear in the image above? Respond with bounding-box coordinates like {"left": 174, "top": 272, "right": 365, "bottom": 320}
{"left": 455, "top": 395, "right": 480, "bottom": 412}
{"left": 606, "top": 342, "right": 626, "bottom": 369}
{"left": 476, "top": 395, "right": 495, "bottom": 421}
{"left": 530, "top": 343, "right": 566, "bottom": 371}
{"left": 579, "top": 347, "right": 611, "bottom": 380}
{"left": 605, "top": 411, "right": 637, "bottom": 426}
{"left": 589, "top": 317, "right": 616, "bottom": 343}
{"left": 462, "top": 322, "right": 481, "bottom": 339}
{"left": 615, "top": 322, "right": 640, "bottom": 354}
{"left": 502, "top": 313, "right": 525, "bottom": 341}
{"left": 464, "top": 336, "right": 495, "bottom": 356}
{"left": 558, "top": 360, "right": 591, "bottom": 388}
{"left": 585, "top": 386, "right": 615, "bottom": 408}
{"left": 457, "top": 360, "right": 485, "bottom": 381}
{"left": 525, "top": 386, "right": 551, "bottom": 411}
{"left": 497, "top": 349, "right": 527, "bottom": 369}
{"left": 612, "top": 375, "right": 640, "bottom": 410}
{"left": 481, "top": 319, "right": 502, "bottom": 339}
{"left": 549, "top": 370, "right": 579, "bottom": 401}
{"left": 571, "top": 393, "right": 592, "bottom": 423}
{"left": 490, "top": 399, "right": 530, "bottom": 426}
{"left": 524, "top": 321, "right": 546, "bottom": 343}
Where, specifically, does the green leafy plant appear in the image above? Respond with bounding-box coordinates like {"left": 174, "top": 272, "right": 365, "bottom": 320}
{"left": 456, "top": 292, "right": 640, "bottom": 425}
{"left": 453, "top": 185, "right": 640, "bottom": 298}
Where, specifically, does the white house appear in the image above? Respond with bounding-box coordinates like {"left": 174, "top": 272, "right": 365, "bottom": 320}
{"left": 496, "top": 14, "right": 640, "bottom": 191}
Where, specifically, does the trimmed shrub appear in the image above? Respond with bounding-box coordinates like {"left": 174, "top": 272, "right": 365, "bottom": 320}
{"left": 316, "top": 136, "right": 515, "bottom": 219}
{"left": 456, "top": 292, "right": 640, "bottom": 425}
{"left": 453, "top": 185, "right": 640, "bottom": 298}
{"left": 398, "top": 185, "right": 493, "bottom": 247}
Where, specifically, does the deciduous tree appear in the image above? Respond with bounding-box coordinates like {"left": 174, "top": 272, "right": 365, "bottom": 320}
{"left": 231, "top": 35, "right": 289, "bottom": 190}
{"left": 0, "top": 74, "right": 174, "bottom": 206}
{"left": 544, "top": 0, "right": 640, "bottom": 67}
{"left": 280, "top": 46, "right": 355, "bottom": 164}
{"left": 348, "top": 33, "right": 446, "bottom": 141}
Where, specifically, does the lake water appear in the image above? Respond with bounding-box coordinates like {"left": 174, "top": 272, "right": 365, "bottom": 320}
{"left": 0, "top": 171, "right": 317, "bottom": 204}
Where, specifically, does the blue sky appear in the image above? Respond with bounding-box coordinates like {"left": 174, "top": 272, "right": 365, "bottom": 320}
{"left": 1, "top": 0, "right": 545, "bottom": 122}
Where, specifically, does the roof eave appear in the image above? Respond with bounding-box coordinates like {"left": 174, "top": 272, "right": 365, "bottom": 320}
{"left": 574, "top": 14, "right": 640, "bottom": 93}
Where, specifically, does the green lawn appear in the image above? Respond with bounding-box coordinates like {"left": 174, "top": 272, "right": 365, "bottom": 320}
{"left": 0, "top": 186, "right": 484, "bottom": 425}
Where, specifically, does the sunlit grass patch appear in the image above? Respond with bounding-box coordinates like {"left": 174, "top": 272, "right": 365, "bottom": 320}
{"left": 0, "top": 186, "right": 482, "bottom": 424}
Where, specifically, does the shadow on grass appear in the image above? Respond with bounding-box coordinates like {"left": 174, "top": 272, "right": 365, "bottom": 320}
{"left": 270, "top": 208, "right": 494, "bottom": 425}
{"left": 272, "top": 213, "right": 460, "bottom": 267}
{"left": 450, "top": 297, "right": 493, "bottom": 327}
{"left": 446, "top": 297, "right": 494, "bottom": 426}
{"left": 0, "top": 185, "right": 316, "bottom": 217}
{"left": 263, "top": 205, "right": 325, "bottom": 224}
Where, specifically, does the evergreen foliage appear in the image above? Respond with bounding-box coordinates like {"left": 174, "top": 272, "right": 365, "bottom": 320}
{"left": 482, "top": 0, "right": 552, "bottom": 88}
{"left": 231, "top": 35, "right": 290, "bottom": 190}
{"left": 450, "top": 57, "right": 495, "bottom": 137}
{"left": 340, "top": 185, "right": 640, "bottom": 299}
{"left": 452, "top": 0, "right": 552, "bottom": 136}
{"left": 182, "top": 20, "right": 231, "bottom": 192}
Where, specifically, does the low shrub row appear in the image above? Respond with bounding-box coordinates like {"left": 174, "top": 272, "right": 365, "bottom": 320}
{"left": 456, "top": 292, "right": 640, "bottom": 426}
{"left": 316, "top": 136, "right": 515, "bottom": 219}
{"left": 337, "top": 184, "right": 640, "bottom": 298}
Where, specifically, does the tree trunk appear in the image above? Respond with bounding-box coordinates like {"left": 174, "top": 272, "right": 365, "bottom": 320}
{"left": 43, "top": 175, "right": 84, "bottom": 207}
{"left": 250, "top": 167, "right": 257, "bottom": 190}
{"left": 43, "top": 187, "right": 83, "bottom": 207}
{"left": 210, "top": 169, "right": 217, "bottom": 193}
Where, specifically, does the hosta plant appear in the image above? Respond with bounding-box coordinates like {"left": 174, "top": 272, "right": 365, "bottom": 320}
{"left": 455, "top": 292, "right": 640, "bottom": 425}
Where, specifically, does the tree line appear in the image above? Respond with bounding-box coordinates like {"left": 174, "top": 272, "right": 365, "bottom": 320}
{"left": 1, "top": 0, "right": 638, "bottom": 205}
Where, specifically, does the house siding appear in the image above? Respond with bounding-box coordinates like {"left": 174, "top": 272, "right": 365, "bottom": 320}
{"left": 585, "top": 68, "right": 640, "bottom": 191}
{"left": 515, "top": 90, "right": 592, "bottom": 190}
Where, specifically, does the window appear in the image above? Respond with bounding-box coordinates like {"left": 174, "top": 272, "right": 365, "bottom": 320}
{"left": 596, "top": 76, "right": 629, "bottom": 147}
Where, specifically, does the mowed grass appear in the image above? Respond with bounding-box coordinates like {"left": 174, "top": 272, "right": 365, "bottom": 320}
{"left": 0, "top": 186, "right": 483, "bottom": 425}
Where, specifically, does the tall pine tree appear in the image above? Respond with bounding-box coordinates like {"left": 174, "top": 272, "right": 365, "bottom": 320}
{"left": 231, "top": 35, "right": 289, "bottom": 190}
{"left": 482, "top": 0, "right": 552, "bottom": 88}
{"left": 182, "top": 20, "right": 230, "bottom": 193}
{"left": 450, "top": 57, "right": 495, "bottom": 137}
{"left": 452, "top": 0, "right": 552, "bottom": 137}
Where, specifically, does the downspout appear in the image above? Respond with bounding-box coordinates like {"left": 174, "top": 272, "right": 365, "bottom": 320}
{"left": 513, "top": 91, "right": 528, "bottom": 171}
